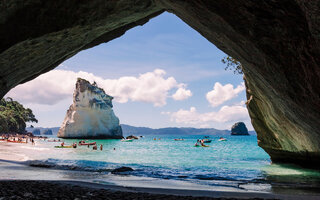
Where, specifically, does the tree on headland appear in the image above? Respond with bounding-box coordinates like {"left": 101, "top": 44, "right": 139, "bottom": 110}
{"left": 221, "top": 56, "right": 243, "bottom": 74}
{"left": 0, "top": 98, "right": 38, "bottom": 133}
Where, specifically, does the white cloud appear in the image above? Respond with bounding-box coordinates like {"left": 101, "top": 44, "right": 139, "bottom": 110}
{"left": 172, "top": 86, "right": 192, "bottom": 101}
{"left": 6, "top": 69, "right": 191, "bottom": 107}
{"left": 206, "top": 82, "right": 245, "bottom": 107}
{"left": 163, "top": 105, "right": 249, "bottom": 127}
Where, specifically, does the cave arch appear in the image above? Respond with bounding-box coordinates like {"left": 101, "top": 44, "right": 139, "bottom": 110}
{"left": 1, "top": 1, "right": 319, "bottom": 168}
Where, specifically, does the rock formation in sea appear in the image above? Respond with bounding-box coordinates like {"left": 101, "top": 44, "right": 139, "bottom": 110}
{"left": 231, "top": 122, "right": 249, "bottom": 136}
{"left": 41, "top": 129, "right": 53, "bottom": 135}
{"left": 32, "top": 129, "right": 40, "bottom": 136}
{"left": 1, "top": 1, "right": 320, "bottom": 167}
{"left": 58, "top": 78, "right": 122, "bottom": 139}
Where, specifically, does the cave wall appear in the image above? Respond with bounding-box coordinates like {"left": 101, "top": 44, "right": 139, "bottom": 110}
{"left": 1, "top": 0, "right": 320, "bottom": 167}
{"left": 0, "top": 0, "right": 164, "bottom": 97}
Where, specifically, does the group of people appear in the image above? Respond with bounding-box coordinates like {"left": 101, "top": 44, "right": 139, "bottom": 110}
{"left": 59, "top": 140, "right": 104, "bottom": 151}
{"left": 195, "top": 139, "right": 207, "bottom": 147}
{"left": 1, "top": 134, "right": 35, "bottom": 145}
{"left": 92, "top": 144, "right": 103, "bottom": 150}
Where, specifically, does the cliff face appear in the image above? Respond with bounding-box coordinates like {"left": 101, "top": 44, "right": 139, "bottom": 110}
{"left": 58, "top": 78, "right": 122, "bottom": 139}
{"left": 1, "top": 1, "right": 320, "bottom": 167}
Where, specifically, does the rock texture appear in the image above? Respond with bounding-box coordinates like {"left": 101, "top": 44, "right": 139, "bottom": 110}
{"left": 231, "top": 122, "right": 249, "bottom": 136}
{"left": 1, "top": 1, "right": 320, "bottom": 167}
{"left": 32, "top": 129, "right": 40, "bottom": 136}
{"left": 42, "top": 129, "right": 53, "bottom": 135}
{"left": 57, "top": 78, "right": 122, "bottom": 139}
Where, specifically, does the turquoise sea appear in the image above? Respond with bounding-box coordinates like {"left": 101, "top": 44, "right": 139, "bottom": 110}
{"left": 4, "top": 135, "right": 320, "bottom": 194}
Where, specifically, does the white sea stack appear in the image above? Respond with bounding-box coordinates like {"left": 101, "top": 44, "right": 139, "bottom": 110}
{"left": 58, "top": 78, "right": 122, "bottom": 139}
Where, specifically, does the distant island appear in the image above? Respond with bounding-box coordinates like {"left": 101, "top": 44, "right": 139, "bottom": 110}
{"left": 28, "top": 124, "right": 256, "bottom": 136}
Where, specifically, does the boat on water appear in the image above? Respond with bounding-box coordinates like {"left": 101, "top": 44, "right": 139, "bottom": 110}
{"left": 202, "top": 136, "right": 212, "bottom": 143}
{"left": 47, "top": 139, "right": 62, "bottom": 142}
{"left": 78, "top": 141, "right": 96, "bottom": 146}
{"left": 54, "top": 145, "right": 73, "bottom": 148}
{"left": 7, "top": 140, "right": 27, "bottom": 143}
{"left": 194, "top": 139, "right": 210, "bottom": 147}
{"left": 121, "top": 139, "right": 134, "bottom": 142}
{"left": 174, "top": 138, "right": 184, "bottom": 141}
{"left": 194, "top": 144, "right": 209, "bottom": 147}
{"left": 218, "top": 137, "right": 227, "bottom": 141}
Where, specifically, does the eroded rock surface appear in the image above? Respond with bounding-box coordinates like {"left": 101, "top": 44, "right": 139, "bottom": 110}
{"left": 58, "top": 78, "right": 122, "bottom": 139}
{"left": 1, "top": 1, "right": 320, "bottom": 167}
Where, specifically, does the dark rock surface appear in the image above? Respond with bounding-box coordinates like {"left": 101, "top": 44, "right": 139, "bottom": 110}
{"left": 126, "top": 135, "right": 139, "bottom": 139}
{"left": 1, "top": 1, "right": 320, "bottom": 167}
{"left": 231, "top": 122, "right": 249, "bottom": 136}
{"left": 111, "top": 166, "right": 134, "bottom": 174}
{"left": 0, "top": 180, "right": 272, "bottom": 200}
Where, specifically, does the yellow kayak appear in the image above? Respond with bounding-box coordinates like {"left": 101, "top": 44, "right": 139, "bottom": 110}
{"left": 54, "top": 145, "right": 73, "bottom": 148}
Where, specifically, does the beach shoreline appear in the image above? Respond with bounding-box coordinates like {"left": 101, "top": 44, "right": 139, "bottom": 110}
{"left": 1, "top": 140, "right": 320, "bottom": 199}
{"left": 0, "top": 157, "right": 319, "bottom": 199}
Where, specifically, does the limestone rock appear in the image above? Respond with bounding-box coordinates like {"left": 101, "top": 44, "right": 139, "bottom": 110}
{"left": 231, "top": 122, "right": 249, "bottom": 135}
{"left": 57, "top": 78, "right": 122, "bottom": 139}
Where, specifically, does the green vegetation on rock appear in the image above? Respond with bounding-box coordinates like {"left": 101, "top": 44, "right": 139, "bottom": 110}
{"left": 0, "top": 98, "right": 37, "bottom": 133}
{"left": 221, "top": 56, "right": 243, "bottom": 74}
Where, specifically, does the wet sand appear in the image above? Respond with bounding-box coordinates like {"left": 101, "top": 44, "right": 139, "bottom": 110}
{"left": 2, "top": 179, "right": 320, "bottom": 200}
{"left": 0, "top": 180, "right": 280, "bottom": 200}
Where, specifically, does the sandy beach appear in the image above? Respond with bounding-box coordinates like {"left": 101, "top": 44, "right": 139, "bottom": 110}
{"left": 1, "top": 141, "right": 320, "bottom": 199}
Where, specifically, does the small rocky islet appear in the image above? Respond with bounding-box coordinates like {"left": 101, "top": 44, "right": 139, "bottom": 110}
{"left": 231, "top": 122, "right": 249, "bottom": 136}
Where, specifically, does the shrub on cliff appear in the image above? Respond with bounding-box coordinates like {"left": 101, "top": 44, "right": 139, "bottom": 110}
{"left": 0, "top": 97, "right": 38, "bottom": 133}
{"left": 221, "top": 56, "right": 243, "bottom": 74}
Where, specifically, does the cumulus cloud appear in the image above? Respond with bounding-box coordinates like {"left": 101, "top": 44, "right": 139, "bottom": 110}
{"left": 172, "top": 86, "right": 192, "bottom": 100}
{"left": 163, "top": 105, "right": 249, "bottom": 126}
{"left": 206, "top": 82, "right": 245, "bottom": 107}
{"left": 6, "top": 69, "right": 192, "bottom": 107}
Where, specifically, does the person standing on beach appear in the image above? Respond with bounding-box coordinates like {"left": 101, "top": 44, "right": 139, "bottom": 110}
{"left": 100, "top": 144, "right": 103, "bottom": 151}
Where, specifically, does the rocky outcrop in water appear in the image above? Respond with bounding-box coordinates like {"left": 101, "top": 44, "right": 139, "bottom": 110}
{"left": 1, "top": 1, "right": 320, "bottom": 167}
{"left": 32, "top": 129, "right": 40, "bottom": 136}
{"left": 42, "top": 129, "right": 53, "bottom": 135}
{"left": 231, "top": 122, "right": 249, "bottom": 136}
{"left": 111, "top": 166, "right": 134, "bottom": 174}
{"left": 58, "top": 78, "right": 122, "bottom": 139}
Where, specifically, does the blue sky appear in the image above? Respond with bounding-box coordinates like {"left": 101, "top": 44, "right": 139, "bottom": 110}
{"left": 7, "top": 12, "right": 252, "bottom": 130}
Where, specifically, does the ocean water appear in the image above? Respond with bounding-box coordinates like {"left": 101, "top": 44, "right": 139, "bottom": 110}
{"left": 4, "top": 135, "right": 320, "bottom": 193}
